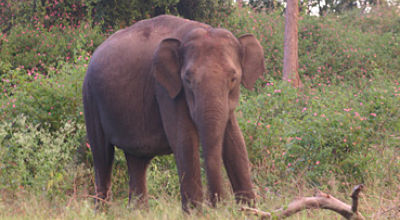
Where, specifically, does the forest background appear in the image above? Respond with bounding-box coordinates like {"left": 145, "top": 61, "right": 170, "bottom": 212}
{"left": 0, "top": 0, "right": 399, "bottom": 218}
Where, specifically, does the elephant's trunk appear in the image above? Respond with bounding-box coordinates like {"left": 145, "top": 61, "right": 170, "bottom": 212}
{"left": 192, "top": 91, "right": 229, "bottom": 206}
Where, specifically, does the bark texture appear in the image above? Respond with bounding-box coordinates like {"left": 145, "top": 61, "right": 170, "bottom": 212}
{"left": 282, "top": 0, "right": 302, "bottom": 88}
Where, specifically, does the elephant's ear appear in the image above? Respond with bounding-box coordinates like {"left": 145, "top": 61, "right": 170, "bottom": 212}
{"left": 238, "top": 34, "right": 265, "bottom": 90}
{"left": 152, "top": 38, "right": 182, "bottom": 98}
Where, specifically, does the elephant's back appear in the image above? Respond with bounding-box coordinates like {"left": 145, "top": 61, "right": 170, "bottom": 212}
{"left": 83, "top": 16, "right": 196, "bottom": 156}
{"left": 84, "top": 15, "right": 197, "bottom": 116}
{"left": 84, "top": 15, "right": 208, "bottom": 108}
{"left": 87, "top": 15, "right": 202, "bottom": 84}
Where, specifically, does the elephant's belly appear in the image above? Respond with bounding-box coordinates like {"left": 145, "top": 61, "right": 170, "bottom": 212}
{"left": 112, "top": 131, "right": 172, "bottom": 157}
{"left": 101, "top": 106, "right": 172, "bottom": 157}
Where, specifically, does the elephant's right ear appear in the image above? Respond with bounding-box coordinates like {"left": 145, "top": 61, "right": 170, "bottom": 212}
{"left": 152, "top": 38, "right": 182, "bottom": 99}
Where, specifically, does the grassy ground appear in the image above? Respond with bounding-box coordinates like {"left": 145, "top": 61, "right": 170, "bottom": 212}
{"left": 1, "top": 179, "right": 399, "bottom": 219}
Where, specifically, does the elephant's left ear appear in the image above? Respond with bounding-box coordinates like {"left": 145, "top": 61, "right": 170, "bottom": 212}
{"left": 239, "top": 34, "right": 265, "bottom": 90}
{"left": 152, "top": 38, "right": 182, "bottom": 99}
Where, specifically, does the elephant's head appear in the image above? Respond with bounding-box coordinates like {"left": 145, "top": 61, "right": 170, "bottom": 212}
{"left": 153, "top": 27, "right": 264, "bottom": 124}
{"left": 152, "top": 27, "right": 264, "bottom": 204}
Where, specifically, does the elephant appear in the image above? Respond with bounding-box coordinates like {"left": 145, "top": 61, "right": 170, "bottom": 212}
{"left": 82, "top": 15, "right": 265, "bottom": 211}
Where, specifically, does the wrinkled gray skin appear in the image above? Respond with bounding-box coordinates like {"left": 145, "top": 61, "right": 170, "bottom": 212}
{"left": 83, "top": 15, "right": 265, "bottom": 211}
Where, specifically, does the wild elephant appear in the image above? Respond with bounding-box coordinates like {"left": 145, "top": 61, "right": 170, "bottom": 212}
{"left": 83, "top": 15, "right": 265, "bottom": 211}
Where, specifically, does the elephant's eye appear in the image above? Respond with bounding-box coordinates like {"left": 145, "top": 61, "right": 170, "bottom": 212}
{"left": 228, "top": 69, "right": 237, "bottom": 84}
{"left": 184, "top": 76, "right": 191, "bottom": 86}
{"left": 230, "top": 77, "right": 238, "bottom": 90}
{"left": 184, "top": 70, "right": 193, "bottom": 86}
{"left": 230, "top": 77, "right": 238, "bottom": 85}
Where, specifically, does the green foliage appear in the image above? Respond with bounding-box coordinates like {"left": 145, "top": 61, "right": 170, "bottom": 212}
{"left": 94, "top": 0, "right": 178, "bottom": 28}
{"left": 0, "top": 1, "right": 13, "bottom": 32}
{"left": 238, "top": 77, "right": 400, "bottom": 185}
{"left": 341, "top": 6, "right": 400, "bottom": 35}
{"left": 0, "top": 115, "right": 86, "bottom": 194}
{"left": 0, "top": 0, "right": 97, "bottom": 29}
{"left": 248, "top": 0, "right": 284, "bottom": 14}
{"left": 297, "top": 8, "right": 400, "bottom": 82}
{"left": 0, "top": 20, "right": 104, "bottom": 73}
{"left": 0, "top": 0, "right": 233, "bottom": 32}
{"left": 92, "top": 0, "right": 233, "bottom": 28}
{"left": 247, "top": 0, "right": 397, "bottom": 16}
{"left": 178, "top": 0, "right": 233, "bottom": 21}
{"left": 218, "top": 6, "right": 400, "bottom": 83}
{"left": 0, "top": 61, "right": 87, "bottom": 131}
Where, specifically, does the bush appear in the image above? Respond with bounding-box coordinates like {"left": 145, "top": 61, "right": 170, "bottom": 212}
{"left": 0, "top": 0, "right": 234, "bottom": 32}
{"left": 178, "top": 0, "right": 233, "bottom": 22}
{"left": 94, "top": 0, "right": 180, "bottom": 29}
{"left": 0, "top": 115, "right": 86, "bottom": 195}
{"left": 238, "top": 76, "right": 400, "bottom": 186}
{"left": 297, "top": 10, "right": 400, "bottom": 83}
{"left": 0, "top": 59, "right": 87, "bottom": 131}
{"left": 0, "top": 21, "right": 104, "bottom": 74}
{"left": 217, "top": 6, "right": 400, "bottom": 83}
{"left": 0, "top": 0, "right": 97, "bottom": 28}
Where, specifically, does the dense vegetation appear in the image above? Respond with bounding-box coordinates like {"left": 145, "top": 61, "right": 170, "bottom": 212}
{"left": 0, "top": 2, "right": 399, "bottom": 219}
{"left": 0, "top": 0, "right": 233, "bottom": 31}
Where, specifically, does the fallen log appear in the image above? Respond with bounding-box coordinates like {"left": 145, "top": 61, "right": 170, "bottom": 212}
{"left": 242, "top": 184, "right": 365, "bottom": 219}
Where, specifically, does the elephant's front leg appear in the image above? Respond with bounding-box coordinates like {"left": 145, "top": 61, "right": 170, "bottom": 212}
{"left": 223, "top": 114, "right": 255, "bottom": 204}
{"left": 173, "top": 130, "right": 203, "bottom": 212}
{"left": 201, "top": 130, "right": 226, "bottom": 207}
{"left": 156, "top": 92, "right": 203, "bottom": 212}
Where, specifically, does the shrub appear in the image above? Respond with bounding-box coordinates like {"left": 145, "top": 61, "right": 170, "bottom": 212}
{"left": 297, "top": 11, "right": 400, "bottom": 83}
{"left": 0, "top": 0, "right": 97, "bottom": 28}
{"left": 217, "top": 6, "right": 400, "bottom": 83}
{"left": 0, "top": 115, "right": 86, "bottom": 195}
{"left": 0, "top": 60, "right": 87, "bottom": 131}
{"left": 238, "top": 76, "right": 400, "bottom": 186}
{"left": 0, "top": 0, "right": 234, "bottom": 32}
{"left": 0, "top": 20, "right": 104, "bottom": 74}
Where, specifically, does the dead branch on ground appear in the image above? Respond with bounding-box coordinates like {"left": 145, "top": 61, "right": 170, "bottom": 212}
{"left": 242, "top": 184, "right": 365, "bottom": 219}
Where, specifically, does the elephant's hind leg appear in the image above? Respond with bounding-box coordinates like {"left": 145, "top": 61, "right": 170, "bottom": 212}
{"left": 86, "top": 125, "right": 115, "bottom": 203}
{"left": 125, "top": 153, "right": 152, "bottom": 208}
{"left": 83, "top": 88, "right": 115, "bottom": 204}
{"left": 87, "top": 125, "right": 115, "bottom": 203}
{"left": 92, "top": 141, "right": 115, "bottom": 203}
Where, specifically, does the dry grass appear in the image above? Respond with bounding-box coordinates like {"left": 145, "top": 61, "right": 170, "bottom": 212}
{"left": 1, "top": 178, "right": 398, "bottom": 220}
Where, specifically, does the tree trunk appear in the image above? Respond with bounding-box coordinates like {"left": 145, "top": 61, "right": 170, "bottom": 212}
{"left": 282, "top": 0, "right": 302, "bottom": 88}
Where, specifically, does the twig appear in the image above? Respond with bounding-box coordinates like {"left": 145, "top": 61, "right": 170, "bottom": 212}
{"left": 86, "top": 195, "right": 112, "bottom": 205}
{"left": 240, "top": 207, "right": 271, "bottom": 219}
{"left": 66, "top": 176, "right": 78, "bottom": 208}
{"left": 351, "top": 184, "right": 364, "bottom": 213}
{"left": 379, "top": 205, "right": 400, "bottom": 215}
{"left": 67, "top": 194, "right": 112, "bottom": 206}
{"left": 241, "top": 184, "right": 365, "bottom": 219}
